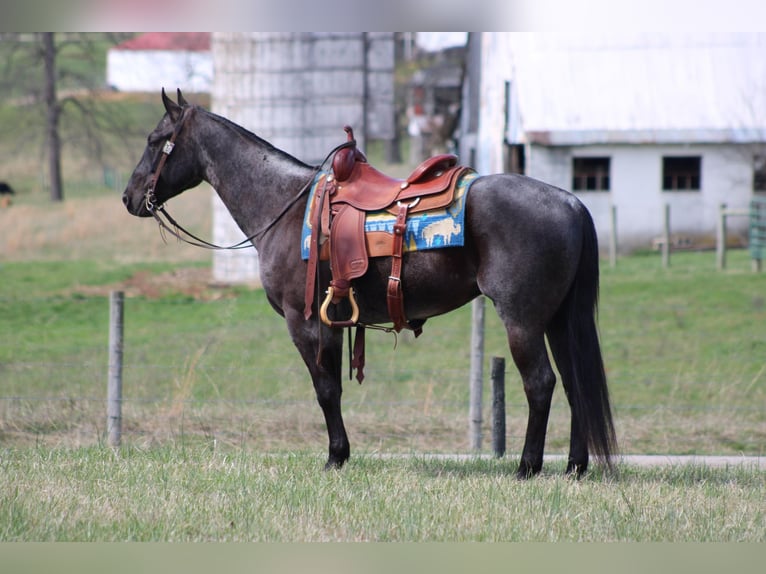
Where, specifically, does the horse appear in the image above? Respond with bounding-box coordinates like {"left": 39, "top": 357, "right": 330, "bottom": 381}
{"left": 122, "top": 89, "right": 617, "bottom": 478}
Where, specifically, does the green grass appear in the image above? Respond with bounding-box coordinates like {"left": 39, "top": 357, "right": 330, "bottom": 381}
{"left": 0, "top": 249, "right": 764, "bottom": 457}
{"left": 0, "top": 446, "right": 763, "bottom": 541}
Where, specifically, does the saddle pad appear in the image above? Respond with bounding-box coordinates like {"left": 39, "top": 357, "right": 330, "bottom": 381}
{"left": 301, "top": 170, "right": 478, "bottom": 260}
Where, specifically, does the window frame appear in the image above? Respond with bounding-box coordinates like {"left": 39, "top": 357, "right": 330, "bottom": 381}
{"left": 572, "top": 156, "right": 611, "bottom": 192}
{"left": 753, "top": 154, "right": 766, "bottom": 193}
{"left": 662, "top": 156, "right": 702, "bottom": 192}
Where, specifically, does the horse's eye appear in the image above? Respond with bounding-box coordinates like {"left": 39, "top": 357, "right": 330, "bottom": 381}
{"left": 148, "top": 130, "right": 171, "bottom": 146}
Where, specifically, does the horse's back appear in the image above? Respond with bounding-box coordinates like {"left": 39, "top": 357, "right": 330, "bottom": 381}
{"left": 466, "top": 173, "right": 587, "bottom": 251}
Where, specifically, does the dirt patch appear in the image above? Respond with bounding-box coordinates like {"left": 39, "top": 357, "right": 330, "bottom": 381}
{"left": 73, "top": 267, "right": 255, "bottom": 300}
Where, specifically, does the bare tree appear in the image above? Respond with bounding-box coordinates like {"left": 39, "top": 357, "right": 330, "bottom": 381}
{"left": 1, "top": 32, "right": 136, "bottom": 202}
{"left": 42, "top": 33, "right": 64, "bottom": 202}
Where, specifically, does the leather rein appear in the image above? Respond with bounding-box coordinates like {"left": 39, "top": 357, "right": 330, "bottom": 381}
{"left": 143, "top": 107, "right": 355, "bottom": 251}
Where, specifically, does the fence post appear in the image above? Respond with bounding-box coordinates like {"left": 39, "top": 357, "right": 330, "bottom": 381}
{"left": 751, "top": 198, "right": 765, "bottom": 273}
{"left": 490, "top": 356, "right": 506, "bottom": 458}
{"left": 717, "top": 203, "right": 727, "bottom": 270}
{"left": 662, "top": 203, "right": 671, "bottom": 268}
{"left": 107, "top": 291, "right": 124, "bottom": 448}
{"left": 469, "top": 296, "right": 485, "bottom": 451}
{"left": 609, "top": 204, "right": 618, "bottom": 268}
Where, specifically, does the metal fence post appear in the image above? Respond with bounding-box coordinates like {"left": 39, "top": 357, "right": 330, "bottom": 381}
{"left": 469, "top": 296, "right": 485, "bottom": 451}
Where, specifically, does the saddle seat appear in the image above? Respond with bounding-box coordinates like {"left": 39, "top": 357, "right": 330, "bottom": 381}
{"left": 303, "top": 126, "right": 472, "bottom": 382}
{"left": 332, "top": 146, "right": 460, "bottom": 212}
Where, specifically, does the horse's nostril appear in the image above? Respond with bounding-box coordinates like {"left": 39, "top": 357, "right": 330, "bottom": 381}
{"left": 122, "top": 194, "right": 129, "bottom": 207}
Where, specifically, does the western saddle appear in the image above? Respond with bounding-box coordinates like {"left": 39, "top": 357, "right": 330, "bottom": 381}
{"left": 303, "top": 126, "right": 472, "bottom": 380}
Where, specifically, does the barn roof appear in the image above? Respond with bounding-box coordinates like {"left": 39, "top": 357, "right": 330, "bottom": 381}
{"left": 506, "top": 32, "right": 766, "bottom": 145}
{"left": 114, "top": 32, "right": 210, "bottom": 52}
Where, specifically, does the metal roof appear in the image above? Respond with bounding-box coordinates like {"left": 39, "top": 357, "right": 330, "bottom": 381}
{"left": 505, "top": 32, "right": 766, "bottom": 145}
{"left": 114, "top": 32, "right": 211, "bottom": 52}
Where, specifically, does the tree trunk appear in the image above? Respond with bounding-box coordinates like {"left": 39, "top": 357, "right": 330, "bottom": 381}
{"left": 43, "top": 32, "right": 63, "bottom": 202}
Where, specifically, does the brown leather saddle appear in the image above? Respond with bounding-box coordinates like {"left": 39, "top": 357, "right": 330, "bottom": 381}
{"left": 303, "top": 127, "right": 471, "bottom": 381}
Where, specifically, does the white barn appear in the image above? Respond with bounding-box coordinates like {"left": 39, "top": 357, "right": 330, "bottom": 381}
{"left": 461, "top": 33, "right": 766, "bottom": 251}
{"left": 107, "top": 32, "right": 212, "bottom": 93}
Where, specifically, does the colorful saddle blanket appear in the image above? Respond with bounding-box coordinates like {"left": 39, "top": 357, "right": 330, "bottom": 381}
{"left": 301, "top": 169, "right": 478, "bottom": 260}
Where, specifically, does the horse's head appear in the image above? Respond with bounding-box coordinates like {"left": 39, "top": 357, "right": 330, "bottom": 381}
{"left": 122, "top": 88, "right": 204, "bottom": 217}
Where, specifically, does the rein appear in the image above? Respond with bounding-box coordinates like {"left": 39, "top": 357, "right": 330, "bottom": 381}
{"left": 143, "top": 110, "right": 356, "bottom": 251}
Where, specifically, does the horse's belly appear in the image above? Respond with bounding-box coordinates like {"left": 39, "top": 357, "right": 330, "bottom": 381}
{"left": 353, "top": 249, "right": 480, "bottom": 323}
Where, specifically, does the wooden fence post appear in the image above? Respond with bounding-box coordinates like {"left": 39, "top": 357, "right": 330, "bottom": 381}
{"left": 107, "top": 291, "right": 124, "bottom": 448}
{"left": 662, "top": 203, "right": 671, "bottom": 268}
{"left": 717, "top": 203, "right": 727, "bottom": 270}
{"left": 490, "top": 356, "right": 506, "bottom": 458}
{"left": 469, "top": 296, "right": 485, "bottom": 451}
{"left": 609, "top": 204, "right": 618, "bottom": 268}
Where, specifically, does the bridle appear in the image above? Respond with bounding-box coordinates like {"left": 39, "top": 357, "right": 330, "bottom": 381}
{"left": 143, "top": 106, "right": 355, "bottom": 251}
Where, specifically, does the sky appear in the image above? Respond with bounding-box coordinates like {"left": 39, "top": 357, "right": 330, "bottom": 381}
{"left": 4, "top": 0, "right": 766, "bottom": 32}
{"left": 416, "top": 33, "right": 468, "bottom": 52}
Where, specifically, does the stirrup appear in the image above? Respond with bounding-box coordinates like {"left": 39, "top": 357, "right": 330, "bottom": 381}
{"left": 319, "top": 286, "right": 360, "bottom": 328}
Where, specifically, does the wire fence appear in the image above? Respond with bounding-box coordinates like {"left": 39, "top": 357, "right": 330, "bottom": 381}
{"left": 2, "top": 356, "right": 764, "bottom": 455}
{"left": 3, "top": 282, "right": 765, "bottom": 456}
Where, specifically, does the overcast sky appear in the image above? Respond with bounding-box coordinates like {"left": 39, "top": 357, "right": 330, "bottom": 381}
{"left": 416, "top": 32, "right": 468, "bottom": 52}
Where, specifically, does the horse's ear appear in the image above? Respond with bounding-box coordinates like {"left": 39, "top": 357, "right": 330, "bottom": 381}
{"left": 177, "top": 89, "right": 190, "bottom": 107}
{"left": 161, "top": 87, "right": 183, "bottom": 121}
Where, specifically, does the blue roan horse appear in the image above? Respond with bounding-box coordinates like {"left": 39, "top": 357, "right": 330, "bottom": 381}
{"left": 123, "top": 90, "right": 617, "bottom": 478}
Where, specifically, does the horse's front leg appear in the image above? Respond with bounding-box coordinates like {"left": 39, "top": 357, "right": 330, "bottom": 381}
{"left": 285, "top": 309, "right": 349, "bottom": 469}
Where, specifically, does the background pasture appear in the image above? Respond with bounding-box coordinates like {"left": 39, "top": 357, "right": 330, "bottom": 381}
{"left": 1, "top": 193, "right": 763, "bottom": 457}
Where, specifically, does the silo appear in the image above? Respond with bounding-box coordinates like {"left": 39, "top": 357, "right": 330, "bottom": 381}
{"left": 210, "top": 32, "right": 396, "bottom": 284}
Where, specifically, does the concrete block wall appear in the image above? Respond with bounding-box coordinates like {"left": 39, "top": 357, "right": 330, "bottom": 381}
{"left": 210, "top": 33, "right": 395, "bottom": 283}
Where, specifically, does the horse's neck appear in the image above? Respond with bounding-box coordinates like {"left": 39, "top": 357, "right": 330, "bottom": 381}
{"left": 196, "top": 115, "right": 313, "bottom": 238}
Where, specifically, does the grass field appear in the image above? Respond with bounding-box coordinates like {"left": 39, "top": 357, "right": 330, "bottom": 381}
{"left": 1, "top": 446, "right": 764, "bottom": 541}
{"left": 2, "top": 188, "right": 765, "bottom": 541}
{"left": 1, "top": 86, "right": 765, "bottom": 540}
{"left": 1, "top": 194, "right": 763, "bottom": 458}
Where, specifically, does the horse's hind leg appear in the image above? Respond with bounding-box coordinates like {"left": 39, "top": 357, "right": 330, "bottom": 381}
{"left": 546, "top": 321, "right": 589, "bottom": 477}
{"left": 506, "top": 326, "right": 557, "bottom": 479}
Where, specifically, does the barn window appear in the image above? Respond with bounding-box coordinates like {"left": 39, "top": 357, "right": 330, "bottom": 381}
{"left": 754, "top": 155, "right": 766, "bottom": 193}
{"left": 572, "top": 157, "right": 610, "bottom": 191}
{"left": 662, "top": 156, "right": 701, "bottom": 191}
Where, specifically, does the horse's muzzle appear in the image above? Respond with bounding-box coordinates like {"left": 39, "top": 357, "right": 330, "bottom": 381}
{"left": 122, "top": 191, "right": 153, "bottom": 217}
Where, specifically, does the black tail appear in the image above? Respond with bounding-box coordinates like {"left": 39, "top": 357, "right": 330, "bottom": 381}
{"left": 553, "top": 207, "right": 617, "bottom": 468}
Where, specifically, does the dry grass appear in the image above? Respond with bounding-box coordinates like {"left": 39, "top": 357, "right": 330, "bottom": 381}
{"left": 0, "top": 186, "right": 211, "bottom": 263}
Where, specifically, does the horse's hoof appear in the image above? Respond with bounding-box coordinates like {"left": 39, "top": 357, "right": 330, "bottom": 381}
{"left": 324, "top": 458, "right": 346, "bottom": 471}
{"left": 565, "top": 461, "right": 588, "bottom": 479}
{"left": 515, "top": 460, "right": 541, "bottom": 480}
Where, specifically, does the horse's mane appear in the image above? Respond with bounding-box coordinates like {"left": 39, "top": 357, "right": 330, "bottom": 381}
{"left": 197, "top": 106, "right": 312, "bottom": 167}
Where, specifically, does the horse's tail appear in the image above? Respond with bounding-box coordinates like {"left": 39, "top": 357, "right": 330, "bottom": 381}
{"left": 550, "top": 205, "right": 617, "bottom": 469}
